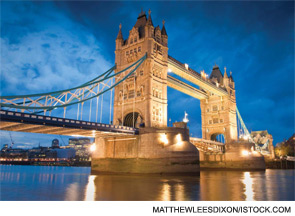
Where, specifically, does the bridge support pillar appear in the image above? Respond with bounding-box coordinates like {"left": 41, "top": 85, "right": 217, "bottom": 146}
{"left": 91, "top": 127, "right": 200, "bottom": 175}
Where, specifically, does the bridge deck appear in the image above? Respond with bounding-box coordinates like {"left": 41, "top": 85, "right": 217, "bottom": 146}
{"left": 0, "top": 110, "right": 138, "bottom": 137}
{"left": 167, "top": 75, "right": 208, "bottom": 100}
{"left": 168, "top": 55, "right": 228, "bottom": 96}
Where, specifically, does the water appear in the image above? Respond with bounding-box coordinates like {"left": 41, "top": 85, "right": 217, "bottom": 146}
{"left": 0, "top": 165, "right": 294, "bottom": 201}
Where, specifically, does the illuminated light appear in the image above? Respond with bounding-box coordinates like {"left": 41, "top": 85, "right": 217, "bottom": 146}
{"left": 176, "top": 134, "right": 183, "bottom": 146}
{"left": 243, "top": 172, "right": 254, "bottom": 201}
{"left": 168, "top": 68, "right": 172, "bottom": 73}
{"left": 160, "top": 133, "right": 169, "bottom": 145}
{"left": 184, "top": 63, "right": 189, "bottom": 70}
{"left": 243, "top": 134, "right": 250, "bottom": 140}
{"left": 183, "top": 111, "right": 189, "bottom": 123}
{"left": 242, "top": 150, "right": 249, "bottom": 156}
{"left": 90, "top": 143, "right": 96, "bottom": 152}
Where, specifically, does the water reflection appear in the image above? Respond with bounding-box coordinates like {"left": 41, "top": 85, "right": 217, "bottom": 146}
{"left": 243, "top": 172, "right": 254, "bottom": 201}
{"left": 84, "top": 175, "right": 95, "bottom": 201}
{"left": 1, "top": 165, "right": 294, "bottom": 201}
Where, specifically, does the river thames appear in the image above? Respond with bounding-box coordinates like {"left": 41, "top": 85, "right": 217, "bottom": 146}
{"left": 0, "top": 165, "right": 294, "bottom": 201}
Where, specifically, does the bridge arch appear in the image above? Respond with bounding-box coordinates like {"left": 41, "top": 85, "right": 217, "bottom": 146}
{"left": 120, "top": 108, "right": 144, "bottom": 128}
{"left": 210, "top": 133, "right": 226, "bottom": 143}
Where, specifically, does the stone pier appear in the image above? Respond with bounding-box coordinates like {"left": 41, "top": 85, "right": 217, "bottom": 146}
{"left": 199, "top": 141, "right": 265, "bottom": 170}
{"left": 91, "top": 127, "right": 200, "bottom": 175}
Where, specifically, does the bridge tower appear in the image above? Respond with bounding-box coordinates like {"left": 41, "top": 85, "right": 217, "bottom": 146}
{"left": 200, "top": 66, "right": 238, "bottom": 143}
{"left": 113, "top": 10, "right": 168, "bottom": 128}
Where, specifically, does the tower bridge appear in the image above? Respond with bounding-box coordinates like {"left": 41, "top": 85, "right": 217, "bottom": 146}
{"left": 0, "top": 9, "right": 272, "bottom": 173}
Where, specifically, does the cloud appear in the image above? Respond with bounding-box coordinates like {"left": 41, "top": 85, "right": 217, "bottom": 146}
{"left": 0, "top": 1, "right": 112, "bottom": 146}
{"left": 1, "top": 1, "right": 112, "bottom": 96}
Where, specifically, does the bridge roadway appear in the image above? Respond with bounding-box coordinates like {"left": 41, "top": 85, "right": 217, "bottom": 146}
{"left": 0, "top": 109, "right": 137, "bottom": 137}
{"left": 167, "top": 75, "right": 208, "bottom": 100}
{"left": 168, "top": 56, "right": 228, "bottom": 97}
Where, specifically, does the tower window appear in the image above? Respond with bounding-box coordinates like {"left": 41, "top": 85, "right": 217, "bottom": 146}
{"left": 207, "top": 108, "right": 210, "bottom": 112}
{"left": 209, "top": 120, "right": 212, "bottom": 124}
{"left": 213, "top": 118, "right": 219, "bottom": 124}
{"left": 140, "top": 70, "right": 143, "bottom": 76}
{"left": 126, "top": 51, "right": 129, "bottom": 56}
{"left": 134, "top": 48, "right": 137, "bottom": 53}
{"left": 134, "top": 37, "right": 137, "bottom": 43}
{"left": 213, "top": 105, "right": 218, "bottom": 111}
{"left": 220, "top": 119, "right": 223, "bottom": 123}
{"left": 130, "top": 38, "right": 133, "bottom": 44}
{"left": 138, "top": 46, "right": 141, "bottom": 52}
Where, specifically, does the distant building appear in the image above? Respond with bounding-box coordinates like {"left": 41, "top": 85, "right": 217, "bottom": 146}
{"left": 52, "top": 148, "right": 76, "bottom": 160}
{"left": 68, "top": 137, "right": 92, "bottom": 160}
{"left": 251, "top": 130, "right": 275, "bottom": 159}
{"left": 52, "top": 139, "right": 60, "bottom": 149}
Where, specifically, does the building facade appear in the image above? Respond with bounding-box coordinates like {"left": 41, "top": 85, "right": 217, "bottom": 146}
{"left": 200, "top": 66, "right": 238, "bottom": 142}
{"left": 113, "top": 10, "right": 168, "bottom": 128}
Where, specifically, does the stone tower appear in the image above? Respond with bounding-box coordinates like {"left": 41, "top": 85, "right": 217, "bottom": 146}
{"left": 200, "top": 66, "right": 238, "bottom": 143}
{"left": 113, "top": 10, "right": 168, "bottom": 128}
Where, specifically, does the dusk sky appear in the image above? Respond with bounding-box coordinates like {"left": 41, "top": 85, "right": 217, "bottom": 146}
{"left": 0, "top": 1, "right": 294, "bottom": 147}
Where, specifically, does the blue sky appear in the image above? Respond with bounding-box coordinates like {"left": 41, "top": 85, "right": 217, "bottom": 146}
{"left": 0, "top": 1, "right": 294, "bottom": 147}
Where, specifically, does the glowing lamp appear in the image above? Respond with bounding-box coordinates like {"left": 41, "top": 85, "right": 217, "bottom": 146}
{"left": 160, "top": 134, "right": 169, "bottom": 145}
{"left": 242, "top": 150, "right": 249, "bottom": 156}
{"left": 176, "top": 134, "right": 183, "bottom": 146}
{"left": 184, "top": 63, "right": 189, "bottom": 70}
{"left": 90, "top": 143, "right": 96, "bottom": 152}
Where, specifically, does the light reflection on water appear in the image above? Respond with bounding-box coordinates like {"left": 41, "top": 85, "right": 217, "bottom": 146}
{"left": 0, "top": 165, "right": 294, "bottom": 201}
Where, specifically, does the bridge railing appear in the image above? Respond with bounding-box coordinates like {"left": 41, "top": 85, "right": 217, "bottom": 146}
{"left": 190, "top": 137, "right": 225, "bottom": 153}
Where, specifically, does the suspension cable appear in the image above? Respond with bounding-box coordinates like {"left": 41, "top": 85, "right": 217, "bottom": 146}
{"left": 89, "top": 98, "right": 92, "bottom": 122}
{"left": 1, "top": 55, "right": 146, "bottom": 111}
{"left": 96, "top": 84, "right": 99, "bottom": 122}
{"left": 133, "top": 70, "right": 136, "bottom": 128}
{"left": 77, "top": 103, "right": 80, "bottom": 120}
{"left": 109, "top": 77, "right": 113, "bottom": 124}
{"left": 100, "top": 93, "right": 103, "bottom": 123}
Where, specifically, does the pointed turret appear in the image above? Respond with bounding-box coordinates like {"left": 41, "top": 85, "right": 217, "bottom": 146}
{"left": 116, "top": 23, "right": 123, "bottom": 49}
{"left": 224, "top": 66, "right": 228, "bottom": 78}
{"left": 161, "top": 20, "right": 167, "bottom": 36}
{"left": 210, "top": 64, "right": 223, "bottom": 84}
{"left": 146, "top": 9, "right": 153, "bottom": 26}
{"left": 230, "top": 71, "right": 234, "bottom": 82}
{"left": 116, "top": 23, "right": 123, "bottom": 40}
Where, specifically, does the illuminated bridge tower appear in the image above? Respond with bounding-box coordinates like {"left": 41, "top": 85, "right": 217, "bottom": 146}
{"left": 113, "top": 10, "right": 168, "bottom": 128}
{"left": 200, "top": 66, "right": 238, "bottom": 143}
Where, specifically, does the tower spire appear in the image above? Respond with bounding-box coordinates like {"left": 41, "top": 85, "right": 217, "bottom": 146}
{"left": 116, "top": 23, "right": 123, "bottom": 40}
{"left": 146, "top": 9, "right": 153, "bottom": 26}
{"left": 224, "top": 66, "right": 228, "bottom": 78}
{"left": 161, "top": 19, "right": 167, "bottom": 36}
